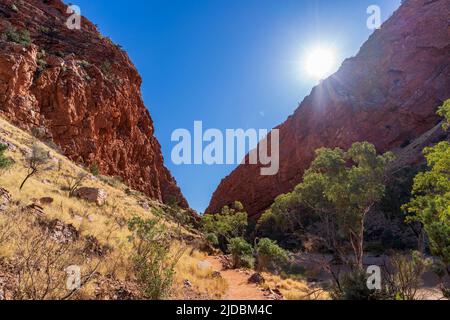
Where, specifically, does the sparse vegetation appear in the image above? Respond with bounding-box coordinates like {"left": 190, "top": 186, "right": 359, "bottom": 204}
{"left": 383, "top": 251, "right": 431, "bottom": 300}
{"left": 255, "top": 238, "right": 288, "bottom": 272}
{"left": 90, "top": 163, "right": 99, "bottom": 176}
{"left": 0, "top": 117, "right": 220, "bottom": 300}
{"left": 127, "top": 217, "right": 184, "bottom": 299}
{"left": 202, "top": 201, "right": 248, "bottom": 251}
{"left": 19, "top": 143, "right": 51, "bottom": 190}
{"left": 0, "top": 207, "right": 100, "bottom": 300}
{"left": 3, "top": 26, "right": 31, "bottom": 46}
{"left": 296, "top": 142, "right": 394, "bottom": 269}
{"left": 101, "top": 60, "right": 112, "bottom": 75}
{"left": 65, "top": 172, "right": 88, "bottom": 197}
{"left": 0, "top": 144, "right": 12, "bottom": 171}
{"left": 228, "top": 237, "right": 254, "bottom": 269}
{"left": 403, "top": 99, "right": 450, "bottom": 295}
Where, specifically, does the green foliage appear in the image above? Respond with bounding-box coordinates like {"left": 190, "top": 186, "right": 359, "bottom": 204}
{"left": 127, "top": 217, "right": 183, "bottom": 300}
{"left": 204, "top": 233, "right": 219, "bottom": 247}
{"left": 228, "top": 237, "right": 254, "bottom": 269}
{"left": 3, "top": 26, "right": 31, "bottom": 46}
{"left": 403, "top": 100, "right": 450, "bottom": 271}
{"left": 438, "top": 99, "right": 450, "bottom": 130}
{"left": 101, "top": 60, "right": 112, "bottom": 75}
{"left": 0, "top": 144, "right": 12, "bottom": 171}
{"left": 202, "top": 202, "right": 248, "bottom": 251}
{"left": 296, "top": 142, "right": 394, "bottom": 268}
{"left": 255, "top": 238, "right": 288, "bottom": 272}
{"left": 384, "top": 251, "right": 431, "bottom": 300}
{"left": 20, "top": 143, "right": 50, "bottom": 190}
{"left": 89, "top": 163, "right": 99, "bottom": 176}
{"left": 331, "top": 269, "right": 383, "bottom": 300}
{"left": 256, "top": 192, "right": 317, "bottom": 249}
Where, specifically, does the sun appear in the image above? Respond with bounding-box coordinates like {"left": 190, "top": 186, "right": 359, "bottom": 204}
{"left": 304, "top": 47, "right": 336, "bottom": 80}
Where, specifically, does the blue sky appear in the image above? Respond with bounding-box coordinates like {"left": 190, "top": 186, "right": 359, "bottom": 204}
{"left": 72, "top": 0, "right": 401, "bottom": 213}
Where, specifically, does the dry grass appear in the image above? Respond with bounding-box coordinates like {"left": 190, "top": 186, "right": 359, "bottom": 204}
{"left": 0, "top": 116, "right": 214, "bottom": 299}
{"left": 262, "top": 273, "right": 330, "bottom": 300}
{"left": 172, "top": 245, "right": 228, "bottom": 299}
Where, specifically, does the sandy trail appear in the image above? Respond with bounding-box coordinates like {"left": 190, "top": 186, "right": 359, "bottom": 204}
{"left": 206, "top": 256, "right": 269, "bottom": 300}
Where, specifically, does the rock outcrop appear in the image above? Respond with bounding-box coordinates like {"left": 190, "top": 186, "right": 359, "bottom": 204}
{"left": 0, "top": 0, "right": 187, "bottom": 208}
{"left": 207, "top": 0, "right": 450, "bottom": 217}
{"left": 74, "top": 187, "right": 107, "bottom": 206}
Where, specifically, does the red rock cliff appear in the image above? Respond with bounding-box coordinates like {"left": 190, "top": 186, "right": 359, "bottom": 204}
{"left": 207, "top": 0, "right": 450, "bottom": 217}
{"left": 0, "top": 0, "right": 187, "bottom": 207}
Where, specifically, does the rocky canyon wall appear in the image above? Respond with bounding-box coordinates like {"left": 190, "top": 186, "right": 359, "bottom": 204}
{"left": 0, "top": 0, "right": 187, "bottom": 207}
{"left": 207, "top": 0, "right": 450, "bottom": 217}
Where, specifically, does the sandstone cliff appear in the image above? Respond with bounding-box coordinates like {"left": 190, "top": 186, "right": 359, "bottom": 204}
{"left": 0, "top": 0, "right": 187, "bottom": 207}
{"left": 207, "top": 0, "right": 450, "bottom": 217}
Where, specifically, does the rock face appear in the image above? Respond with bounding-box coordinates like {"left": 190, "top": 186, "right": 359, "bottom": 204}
{"left": 0, "top": 0, "right": 187, "bottom": 208}
{"left": 207, "top": 0, "right": 450, "bottom": 217}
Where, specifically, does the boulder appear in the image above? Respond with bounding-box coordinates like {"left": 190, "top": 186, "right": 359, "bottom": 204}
{"left": 24, "top": 203, "right": 45, "bottom": 217}
{"left": 74, "top": 187, "right": 107, "bottom": 206}
{"left": 39, "top": 219, "right": 79, "bottom": 244}
{"left": 248, "top": 273, "right": 265, "bottom": 285}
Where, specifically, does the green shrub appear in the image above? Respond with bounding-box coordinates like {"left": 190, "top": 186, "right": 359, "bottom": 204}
{"left": 127, "top": 217, "right": 183, "bottom": 300}
{"left": 228, "top": 237, "right": 254, "bottom": 269}
{"left": 205, "top": 233, "right": 219, "bottom": 246}
{"left": 331, "top": 269, "right": 384, "bottom": 300}
{"left": 202, "top": 202, "right": 248, "bottom": 252}
{"left": 90, "top": 163, "right": 99, "bottom": 176}
{"left": 403, "top": 100, "right": 450, "bottom": 297}
{"left": 3, "top": 26, "right": 31, "bottom": 46}
{"left": 255, "top": 238, "right": 288, "bottom": 272}
{"left": 0, "top": 144, "right": 12, "bottom": 171}
{"left": 383, "top": 251, "right": 431, "bottom": 300}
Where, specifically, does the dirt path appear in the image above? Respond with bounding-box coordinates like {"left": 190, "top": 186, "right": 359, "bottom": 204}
{"left": 206, "top": 256, "right": 269, "bottom": 300}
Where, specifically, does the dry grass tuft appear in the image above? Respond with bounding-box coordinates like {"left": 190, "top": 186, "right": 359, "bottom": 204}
{"left": 262, "top": 273, "right": 330, "bottom": 300}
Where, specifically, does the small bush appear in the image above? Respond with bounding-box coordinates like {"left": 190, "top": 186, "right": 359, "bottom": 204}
{"left": 79, "top": 60, "right": 91, "bottom": 68}
{"left": 0, "top": 144, "right": 12, "bottom": 171}
{"left": 3, "top": 26, "right": 31, "bottom": 46}
{"left": 255, "top": 238, "right": 288, "bottom": 272}
{"left": 331, "top": 269, "right": 384, "bottom": 300}
{"left": 128, "top": 217, "right": 184, "bottom": 300}
{"left": 90, "top": 163, "right": 99, "bottom": 176}
{"left": 228, "top": 237, "right": 254, "bottom": 269}
{"left": 202, "top": 203, "right": 248, "bottom": 252}
{"left": 383, "top": 251, "right": 431, "bottom": 300}
{"left": 205, "top": 233, "right": 219, "bottom": 247}
{"left": 101, "top": 61, "right": 112, "bottom": 75}
{"left": 38, "top": 26, "right": 50, "bottom": 34}
{"left": 65, "top": 172, "right": 88, "bottom": 197}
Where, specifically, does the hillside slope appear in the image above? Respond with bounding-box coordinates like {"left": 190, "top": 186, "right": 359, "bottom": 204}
{"left": 207, "top": 0, "right": 450, "bottom": 217}
{"left": 0, "top": 116, "right": 229, "bottom": 300}
{"left": 0, "top": 0, "right": 187, "bottom": 208}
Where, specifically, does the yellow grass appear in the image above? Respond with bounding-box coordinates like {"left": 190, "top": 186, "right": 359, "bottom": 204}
{"left": 172, "top": 245, "right": 228, "bottom": 299}
{"left": 262, "top": 273, "right": 330, "bottom": 300}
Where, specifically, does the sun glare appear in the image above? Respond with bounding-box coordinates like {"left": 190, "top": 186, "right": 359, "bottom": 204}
{"left": 304, "top": 47, "right": 336, "bottom": 80}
